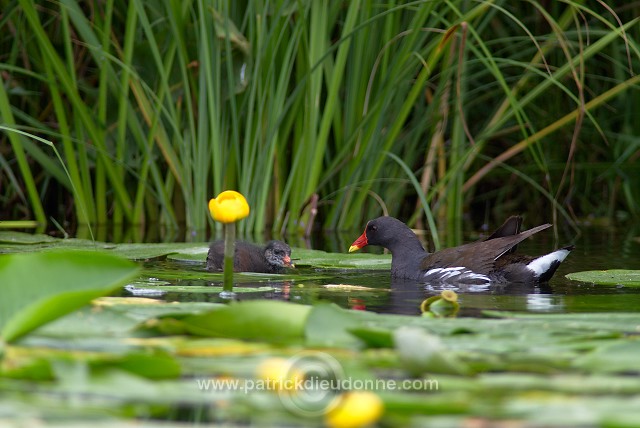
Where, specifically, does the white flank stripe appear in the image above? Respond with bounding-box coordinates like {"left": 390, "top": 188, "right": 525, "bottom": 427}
{"left": 424, "top": 267, "right": 491, "bottom": 284}
{"left": 526, "top": 249, "right": 571, "bottom": 275}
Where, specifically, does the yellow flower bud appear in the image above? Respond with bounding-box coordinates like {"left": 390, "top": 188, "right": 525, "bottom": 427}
{"left": 325, "top": 391, "right": 384, "bottom": 428}
{"left": 256, "top": 357, "right": 303, "bottom": 392}
{"left": 440, "top": 289, "right": 458, "bottom": 303}
{"left": 208, "top": 190, "right": 250, "bottom": 223}
{"left": 419, "top": 290, "right": 459, "bottom": 317}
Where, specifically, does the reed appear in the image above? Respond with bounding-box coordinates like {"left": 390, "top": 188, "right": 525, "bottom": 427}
{"left": 1, "top": 1, "right": 638, "bottom": 241}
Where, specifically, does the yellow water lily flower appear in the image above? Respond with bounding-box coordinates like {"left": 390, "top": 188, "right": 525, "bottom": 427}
{"left": 326, "top": 391, "right": 384, "bottom": 428}
{"left": 256, "top": 357, "right": 303, "bottom": 392}
{"left": 209, "top": 190, "right": 250, "bottom": 223}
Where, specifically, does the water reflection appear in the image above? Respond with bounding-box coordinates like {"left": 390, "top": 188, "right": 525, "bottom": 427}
{"left": 120, "top": 222, "right": 640, "bottom": 316}
{"left": 526, "top": 293, "right": 564, "bottom": 312}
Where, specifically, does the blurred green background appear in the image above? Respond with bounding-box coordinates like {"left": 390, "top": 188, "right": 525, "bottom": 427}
{"left": 1, "top": 0, "right": 638, "bottom": 241}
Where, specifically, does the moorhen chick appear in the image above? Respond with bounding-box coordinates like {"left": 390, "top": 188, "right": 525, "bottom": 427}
{"left": 349, "top": 216, "right": 573, "bottom": 284}
{"left": 206, "top": 240, "right": 294, "bottom": 273}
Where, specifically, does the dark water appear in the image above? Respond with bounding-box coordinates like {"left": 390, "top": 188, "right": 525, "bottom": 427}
{"left": 139, "top": 224, "right": 640, "bottom": 316}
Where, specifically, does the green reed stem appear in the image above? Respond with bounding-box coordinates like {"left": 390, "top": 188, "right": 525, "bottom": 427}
{"left": 0, "top": 91, "right": 46, "bottom": 228}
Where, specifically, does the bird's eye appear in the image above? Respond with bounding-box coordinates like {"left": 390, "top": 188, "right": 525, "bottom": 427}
{"left": 370, "top": 225, "right": 378, "bottom": 231}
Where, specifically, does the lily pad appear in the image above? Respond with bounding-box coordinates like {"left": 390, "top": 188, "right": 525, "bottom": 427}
{"left": 393, "top": 326, "right": 470, "bottom": 375}
{"left": 305, "top": 303, "right": 367, "bottom": 348}
{"left": 0, "top": 233, "right": 390, "bottom": 272}
{"left": 0, "top": 234, "right": 208, "bottom": 261}
{"left": 573, "top": 340, "right": 640, "bottom": 373}
{"left": 178, "top": 300, "right": 312, "bottom": 343}
{"left": 0, "top": 231, "right": 58, "bottom": 244}
{"left": 566, "top": 270, "right": 640, "bottom": 286}
{"left": 104, "top": 242, "right": 205, "bottom": 261}
{"left": 292, "top": 247, "right": 391, "bottom": 269}
{"left": 124, "top": 284, "right": 275, "bottom": 294}
{"left": 0, "top": 250, "right": 140, "bottom": 342}
{"left": 139, "top": 268, "right": 302, "bottom": 282}
{"left": 166, "top": 246, "right": 210, "bottom": 262}
{"left": 0, "top": 237, "right": 112, "bottom": 253}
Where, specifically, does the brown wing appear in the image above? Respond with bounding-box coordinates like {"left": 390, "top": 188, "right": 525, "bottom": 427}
{"left": 483, "top": 215, "right": 523, "bottom": 255}
{"left": 484, "top": 216, "right": 522, "bottom": 240}
{"left": 420, "top": 223, "right": 551, "bottom": 273}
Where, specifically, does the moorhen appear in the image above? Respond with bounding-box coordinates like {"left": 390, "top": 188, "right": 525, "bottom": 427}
{"left": 206, "top": 240, "right": 294, "bottom": 273}
{"left": 349, "top": 216, "right": 573, "bottom": 284}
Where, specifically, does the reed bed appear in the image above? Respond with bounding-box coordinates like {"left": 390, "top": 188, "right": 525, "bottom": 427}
{"left": 1, "top": 0, "right": 638, "bottom": 243}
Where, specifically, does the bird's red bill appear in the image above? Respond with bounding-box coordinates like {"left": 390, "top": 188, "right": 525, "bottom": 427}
{"left": 348, "top": 231, "right": 368, "bottom": 253}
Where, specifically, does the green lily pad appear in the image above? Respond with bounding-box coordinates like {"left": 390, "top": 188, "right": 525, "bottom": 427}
{"left": 138, "top": 267, "right": 304, "bottom": 283}
{"left": 3, "top": 346, "right": 181, "bottom": 382}
{"left": 0, "top": 237, "right": 113, "bottom": 253}
{"left": 166, "top": 246, "right": 210, "bottom": 262}
{"left": 178, "top": 300, "right": 312, "bottom": 343}
{"left": 393, "top": 326, "right": 471, "bottom": 376}
{"left": 573, "top": 340, "right": 640, "bottom": 373}
{"left": 0, "top": 250, "right": 140, "bottom": 343}
{"left": 125, "top": 284, "right": 275, "bottom": 294}
{"left": 110, "top": 243, "right": 207, "bottom": 261}
{"left": 29, "top": 299, "right": 222, "bottom": 340}
{"left": 0, "top": 234, "right": 208, "bottom": 261}
{"left": 0, "top": 231, "right": 58, "bottom": 244}
{"left": 292, "top": 247, "right": 391, "bottom": 269}
{"left": 0, "top": 233, "right": 389, "bottom": 271}
{"left": 305, "top": 303, "right": 366, "bottom": 348}
{"left": 566, "top": 270, "right": 640, "bottom": 286}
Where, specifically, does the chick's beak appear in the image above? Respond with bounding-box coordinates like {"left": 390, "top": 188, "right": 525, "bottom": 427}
{"left": 348, "top": 231, "right": 368, "bottom": 253}
{"left": 284, "top": 255, "right": 294, "bottom": 268}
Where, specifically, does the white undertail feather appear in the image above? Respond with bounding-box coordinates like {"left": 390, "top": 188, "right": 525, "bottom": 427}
{"left": 526, "top": 248, "right": 571, "bottom": 276}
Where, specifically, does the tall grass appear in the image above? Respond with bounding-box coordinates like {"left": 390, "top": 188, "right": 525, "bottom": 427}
{"left": 1, "top": 1, "right": 638, "bottom": 243}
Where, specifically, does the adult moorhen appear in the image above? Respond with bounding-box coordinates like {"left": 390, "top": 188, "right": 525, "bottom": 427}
{"left": 349, "top": 216, "right": 573, "bottom": 284}
{"left": 206, "top": 240, "right": 294, "bottom": 273}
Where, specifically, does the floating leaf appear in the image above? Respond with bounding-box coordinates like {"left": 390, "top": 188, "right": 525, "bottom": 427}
{"left": 178, "top": 300, "right": 311, "bottom": 344}
{"left": 393, "top": 326, "right": 470, "bottom": 376}
{"left": 139, "top": 268, "right": 302, "bottom": 282}
{"left": 566, "top": 270, "right": 640, "bottom": 286}
{"left": 573, "top": 340, "right": 640, "bottom": 374}
{"left": 54, "top": 299, "right": 221, "bottom": 334}
{"left": 0, "top": 250, "right": 140, "bottom": 343}
{"left": 113, "top": 243, "right": 207, "bottom": 261}
{"left": 0, "top": 237, "right": 111, "bottom": 253}
{"left": 29, "top": 305, "right": 144, "bottom": 339}
{"left": 97, "top": 351, "right": 182, "bottom": 379}
{"left": 0, "top": 231, "right": 58, "bottom": 244}
{"left": 348, "top": 327, "right": 394, "bottom": 348}
{"left": 305, "top": 303, "right": 367, "bottom": 348}
{"left": 292, "top": 248, "right": 391, "bottom": 269}
{"left": 2, "top": 344, "right": 180, "bottom": 381}
{"left": 125, "top": 284, "right": 275, "bottom": 294}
